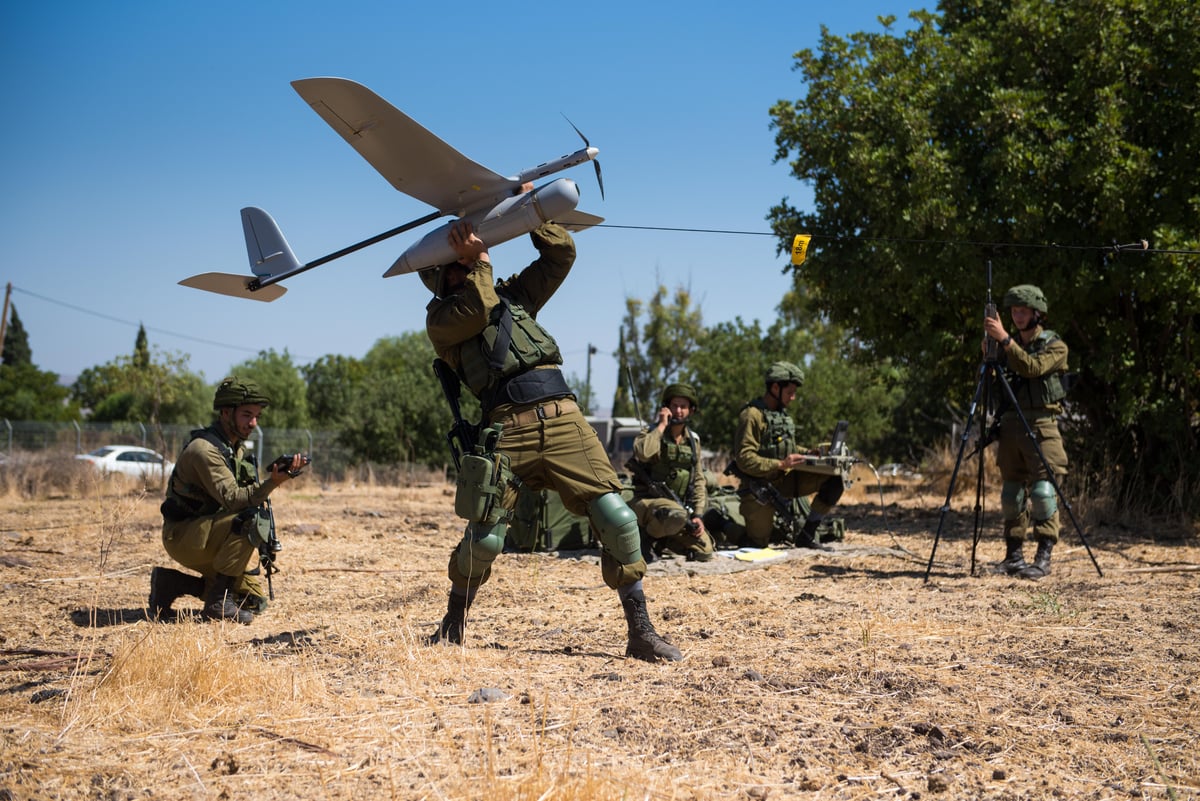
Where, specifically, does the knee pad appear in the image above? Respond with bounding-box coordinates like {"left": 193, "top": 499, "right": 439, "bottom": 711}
{"left": 1000, "top": 481, "right": 1026, "bottom": 519}
{"left": 1029, "top": 480, "right": 1057, "bottom": 521}
{"left": 453, "top": 520, "right": 507, "bottom": 582}
{"left": 588, "top": 492, "right": 641, "bottom": 565}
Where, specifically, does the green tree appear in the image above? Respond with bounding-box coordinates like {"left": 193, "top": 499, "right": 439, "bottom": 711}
{"left": 72, "top": 332, "right": 208, "bottom": 426}
{"left": 769, "top": 2, "right": 1200, "bottom": 508}
{"left": 230, "top": 349, "right": 310, "bottom": 430}
{"left": 72, "top": 363, "right": 124, "bottom": 413}
{"left": 0, "top": 363, "right": 75, "bottom": 421}
{"left": 336, "top": 333, "right": 452, "bottom": 465}
{"left": 2, "top": 305, "right": 32, "bottom": 367}
{"left": 612, "top": 284, "right": 704, "bottom": 421}
{"left": 774, "top": 284, "right": 908, "bottom": 461}
{"left": 686, "top": 318, "right": 768, "bottom": 453}
{"left": 303, "top": 354, "right": 367, "bottom": 428}
{"left": 133, "top": 324, "right": 150, "bottom": 370}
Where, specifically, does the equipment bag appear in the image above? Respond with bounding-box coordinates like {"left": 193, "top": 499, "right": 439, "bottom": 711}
{"left": 702, "top": 487, "right": 746, "bottom": 547}
{"left": 782, "top": 496, "right": 846, "bottom": 543}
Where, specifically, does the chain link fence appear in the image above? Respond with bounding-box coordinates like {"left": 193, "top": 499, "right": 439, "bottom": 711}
{"left": 1, "top": 419, "right": 360, "bottom": 481}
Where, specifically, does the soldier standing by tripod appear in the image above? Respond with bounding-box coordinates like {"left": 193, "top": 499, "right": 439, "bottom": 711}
{"left": 983, "top": 285, "right": 1070, "bottom": 579}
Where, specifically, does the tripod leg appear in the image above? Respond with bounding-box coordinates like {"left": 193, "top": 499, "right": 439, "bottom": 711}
{"left": 993, "top": 372, "right": 1104, "bottom": 577}
{"left": 969, "top": 367, "right": 993, "bottom": 577}
{"left": 925, "top": 363, "right": 989, "bottom": 582}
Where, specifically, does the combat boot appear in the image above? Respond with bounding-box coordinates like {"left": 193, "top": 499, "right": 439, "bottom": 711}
{"left": 621, "top": 590, "right": 682, "bottom": 662}
{"left": 793, "top": 518, "right": 832, "bottom": 551}
{"left": 994, "top": 538, "right": 1027, "bottom": 576}
{"left": 202, "top": 573, "right": 253, "bottom": 624}
{"left": 640, "top": 533, "right": 659, "bottom": 564}
{"left": 429, "top": 591, "right": 469, "bottom": 645}
{"left": 148, "top": 566, "right": 205, "bottom": 621}
{"left": 1018, "top": 538, "right": 1053, "bottom": 580}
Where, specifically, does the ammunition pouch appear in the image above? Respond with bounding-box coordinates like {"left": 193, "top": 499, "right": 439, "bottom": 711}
{"left": 234, "top": 505, "right": 273, "bottom": 546}
{"left": 454, "top": 424, "right": 512, "bottom": 526}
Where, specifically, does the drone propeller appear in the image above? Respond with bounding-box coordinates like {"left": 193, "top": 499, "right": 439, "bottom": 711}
{"left": 562, "top": 114, "right": 605, "bottom": 201}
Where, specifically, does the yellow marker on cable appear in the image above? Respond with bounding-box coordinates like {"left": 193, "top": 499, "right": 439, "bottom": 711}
{"left": 791, "top": 234, "right": 811, "bottom": 266}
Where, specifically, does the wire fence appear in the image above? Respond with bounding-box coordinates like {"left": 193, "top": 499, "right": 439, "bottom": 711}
{"left": 0, "top": 419, "right": 360, "bottom": 480}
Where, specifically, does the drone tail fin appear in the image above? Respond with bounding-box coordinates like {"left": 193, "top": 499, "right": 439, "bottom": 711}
{"left": 177, "top": 207, "right": 298, "bottom": 302}
{"left": 556, "top": 209, "right": 604, "bottom": 233}
{"left": 241, "top": 206, "right": 302, "bottom": 278}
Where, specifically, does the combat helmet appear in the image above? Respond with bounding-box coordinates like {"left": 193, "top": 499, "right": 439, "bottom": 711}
{"left": 765, "top": 361, "right": 804, "bottom": 387}
{"left": 661, "top": 382, "right": 699, "bottom": 410}
{"left": 1003, "top": 284, "right": 1048, "bottom": 313}
{"left": 212, "top": 376, "right": 271, "bottom": 411}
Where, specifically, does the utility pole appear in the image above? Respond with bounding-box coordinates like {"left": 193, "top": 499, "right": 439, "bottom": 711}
{"left": 0, "top": 282, "right": 11, "bottom": 358}
{"left": 583, "top": 343, "right": 598, "bottom": 413}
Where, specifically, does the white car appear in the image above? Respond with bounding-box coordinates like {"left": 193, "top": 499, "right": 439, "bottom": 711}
{"left": 75, "top": 446, "right": 173, "bottom": 479}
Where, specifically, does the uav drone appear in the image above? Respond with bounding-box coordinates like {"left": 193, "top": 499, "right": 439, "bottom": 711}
{"left": 181, "top": 77, "right": 604, "bottom": 301}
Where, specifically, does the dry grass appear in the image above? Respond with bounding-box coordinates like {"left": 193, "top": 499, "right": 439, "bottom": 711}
{"left": 1, "top": 461, "right": 1198, "bottom": 800}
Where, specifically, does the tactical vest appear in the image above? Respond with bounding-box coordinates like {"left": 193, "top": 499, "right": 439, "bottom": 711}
{"left": 745, "top": 398, "right": 795, "bottom": 459}
{"left": 457, "top": 295, "right": 564, "bottom": 408}
{"left": 162, "top": 426, "right": 258, "bottom": 521}
{"left": 1001, "top": 330, "right": 1068, "bottom": 413}
{"left": 647, "top": 430, "right": 700, "bottom": 499}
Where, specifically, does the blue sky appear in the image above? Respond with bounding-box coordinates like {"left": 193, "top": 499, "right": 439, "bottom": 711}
{"left": 1, "top": 1, "right": 912, "bottom": 414}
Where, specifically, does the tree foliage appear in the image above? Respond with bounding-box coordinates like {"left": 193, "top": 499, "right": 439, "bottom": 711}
{"left": 133, "top": 324, "right": 150, "bottom": 370}
{"left": 70, "top": 333, "right": 207, "bottom": 426}
{"left": 0, "top": 303, "right": 75, "bottom": 420}
{"left": 304, "top": 333, "right": 457, "bottom": 466}
{"left": 611, "top": 284, "right": 704, "bottom": 420}
{"left": 303, "top": 354, "right": 368, "bottom": 429}
{"left": 230, "top": 349, "right": 310, "bottom": 430}
{"left": 613, "top": 284, "right": 906, "bottom": 461}
{"left": 1, "top": 305, "right": 32, "bottom": 367}
{"left": 0, "top": 363, "right": 75, "bottom": 421}
{"left": 685, "top": 318, "right": 768, "bottom": 453}
{"left": 769, "top": 1, "right": 1200, "bottom": 507}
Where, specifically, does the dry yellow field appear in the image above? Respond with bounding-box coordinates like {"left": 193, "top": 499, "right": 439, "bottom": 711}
{"left": 1, "top": 469, "right": 1197, "bottom": 800}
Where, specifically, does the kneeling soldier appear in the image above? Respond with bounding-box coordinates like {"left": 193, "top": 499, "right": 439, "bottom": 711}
{"left": 628, "top": 383, "right": 714, "bottom": 562}
{"left": 152, "top": 376, "right": 303, "bottom": 622}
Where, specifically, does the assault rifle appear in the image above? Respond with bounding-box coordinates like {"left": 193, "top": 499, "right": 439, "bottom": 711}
{"left": 624, "top": 457, "right": 700, "bottom": 535}
{"left": 723, "top": 460, "right": 807, "bottom": 542}
{"left": 965, "top": 420, "right": 1002, "bottom": 460}
{"left": 258, "top": 498, "right": 281, "bottom": 600}
{"left": 433, "top": 358, "right": 479, "bottom": 470}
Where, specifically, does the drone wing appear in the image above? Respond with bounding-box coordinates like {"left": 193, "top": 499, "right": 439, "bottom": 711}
{"left": 292, "top": 77, "right": 516, "bottom": 216}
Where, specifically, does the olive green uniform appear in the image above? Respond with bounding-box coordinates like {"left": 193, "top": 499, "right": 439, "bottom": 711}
{"left": 425, "top": 223, "right": 646, "bottom": 591}
{"left": 629, "top": 425, "right": 714, "bottom": 560}
{"left": 733, "top": 400, "right": 843, "bottom": 547}
{"left": 994, "top": 329, "right": 1069, "bottom": 544}
{"left": 160, "top": 425, "right": 271, "bottom": 603}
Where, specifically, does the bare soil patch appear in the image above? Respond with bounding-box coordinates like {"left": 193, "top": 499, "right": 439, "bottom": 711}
{"left": 1, "top": 476, "right": 1197, "bottom": 800}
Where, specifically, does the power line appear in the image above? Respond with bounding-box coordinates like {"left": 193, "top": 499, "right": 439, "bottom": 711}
{"left": 11, "top": 285, "right": 318, "bottom": 361}
{"left": 595, "top": 224, "right": 1200, "bottom": 257}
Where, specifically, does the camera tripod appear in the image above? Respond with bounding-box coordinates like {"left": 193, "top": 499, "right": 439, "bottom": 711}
{"left": 924, "top": 335, "right": 1103, "bottom": 583}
